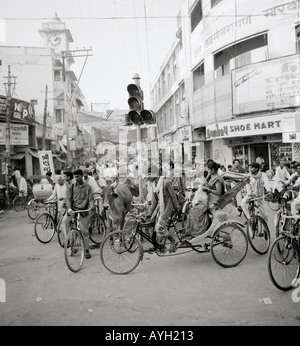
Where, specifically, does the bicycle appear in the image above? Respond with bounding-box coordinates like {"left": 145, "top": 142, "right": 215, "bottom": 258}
{"left": 88, "top": 193, "right": 107, "bottom": 246}
{"left": 268, "top": 211, "right": 300, "bottom": 291}
{"left": 100, "top": 176, "right": 250, "bottom": 275}
{"left": 34, "top": 199, "right": 66, "bottom": 247}
{"left": 64, "top": 208, "right": 93, "bottom": 273}
{"left": 245, "top": 195, "right": 271, "bottom": 255}
{"left": 13, "top": 190, "right": 34, "bottom": 212}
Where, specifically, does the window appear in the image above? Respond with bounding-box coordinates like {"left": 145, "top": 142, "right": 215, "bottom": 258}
{"left": 56, "top": 109, "right": 63, "bottom": 123}
{"left": 191, "top": 1, "right": 203, "bottom": 32}
{"left": 54, "top": 71, "right": 60, "bottom": 81}
{"left": 214, "top": 34, "right": 268, "bottom": 78}
{"left": 211, "top": 0, "right": 224, "bottom": 9}
{"left": 193, "top": 63, "right": 205, "bottom": 91}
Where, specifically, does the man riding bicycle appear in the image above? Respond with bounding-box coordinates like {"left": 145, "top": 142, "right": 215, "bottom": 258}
{"left": 240, "top": 162, "right": 272, "bottom": 223}
{"left": 62, "top": 169, "right": 94, "bottom": 259}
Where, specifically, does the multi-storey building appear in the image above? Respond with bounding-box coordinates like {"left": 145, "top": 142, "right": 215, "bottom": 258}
{"left": 151, "top": 0, "right": 300, "bottom": 171}
{"left": 0, "top": 14, "right": 87, "bottom": 182}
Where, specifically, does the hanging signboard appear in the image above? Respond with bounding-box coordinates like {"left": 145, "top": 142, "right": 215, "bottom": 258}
{"left": 38, "top": 150, "right": 55, "bottom": 175}
{"left": 0, "top": 123, "right": 28, "bottom": 145}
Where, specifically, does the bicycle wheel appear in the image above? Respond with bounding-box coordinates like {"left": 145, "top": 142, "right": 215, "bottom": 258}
{"left": 100, "top": 230, "right": 143, "bottom": 275}
{"left": 246, "top": 215, "right": 270, "bottom": 255}
{"left": 181, "top": 202, "right": 191, "bottom": 228}
{"left": 57, "top": 216, "right": 66, "bottom": 248}
{"left": 64, "top": 230, "right": 85, "bottom": 273}
{"left": 268, "top": 200, "right": 280, "bottom": 211}
{"left": 211, "top": 222, "right": 248, "bottom": 268}
{"left": 89, "top": 213, "right": 106, "bottom": 245}
{"left": 268, "top": 236, "right": 300, "bottom": 291}
{"left": 34, "top": 213, "right": 56, "bottom": 244}
{"left": 13, "top": 196, "right": 25, "bottom": 212}
{"left": 27, "top": 200, "right": 40, "bottom": 220}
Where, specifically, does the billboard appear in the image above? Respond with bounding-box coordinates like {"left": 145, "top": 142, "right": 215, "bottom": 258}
{"left": 0, "top": 95, "right": 35, "bottom": 124}
{"left": 232, "top": 54, "right": 300, "bottom": 115}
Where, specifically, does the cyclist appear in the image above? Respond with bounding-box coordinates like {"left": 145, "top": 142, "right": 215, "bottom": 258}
{"left": 240, "top": 162, "right": 272, "bottom": 223}
{"left": 18, "top": 171, "right": 28, "bottom": 197}
{"left": 46, "top": 175, "right": 67, "bottom": 220}
{"left": 146, "top": 172, "right": 179, "bottom": 253}
{"left": 62, "top": 169, "right": 95, "bottom": 259}
{"left": 273, "top": 159, "right": 290, "bottom": 193}
{"left": 280, "top": 163, "right": 300, "bottom": 210}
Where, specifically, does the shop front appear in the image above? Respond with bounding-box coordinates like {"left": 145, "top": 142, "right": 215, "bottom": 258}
{"left": 206, "top": 113, "right": 296, "bottom": 170}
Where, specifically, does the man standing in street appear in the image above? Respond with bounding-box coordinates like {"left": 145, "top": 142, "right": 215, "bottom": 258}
{"left": 62, "top": 169, "right": 94, "bottom": 259}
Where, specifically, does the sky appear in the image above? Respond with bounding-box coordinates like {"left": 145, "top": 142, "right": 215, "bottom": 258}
{"left": 0, "top": 0, "right": 184, "bottom": 111}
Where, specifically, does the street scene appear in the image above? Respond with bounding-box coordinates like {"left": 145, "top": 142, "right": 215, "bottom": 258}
{"left": 0, "top": 204, "right": 299, "bottom": 326}
{"left": 1, "top": 0, "right": 300, "bottom": 328}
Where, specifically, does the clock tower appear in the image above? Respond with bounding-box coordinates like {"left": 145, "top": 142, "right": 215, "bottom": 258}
{"left": 39, "top": 13, "right": 74, "bottom": 55}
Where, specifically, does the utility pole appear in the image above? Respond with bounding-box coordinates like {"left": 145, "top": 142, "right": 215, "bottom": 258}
{"left": 3, "top": 65, "right": 13, "bottom": 206}
{"left": 61, "top": 48, "right": 93, "bottom": 167}
{"left": 42, "top": 85, "right": 48, "bottom": 150}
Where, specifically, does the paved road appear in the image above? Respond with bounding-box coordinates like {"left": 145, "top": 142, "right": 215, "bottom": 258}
{"left": 0, "top": 204, "right": 299, "bottom": 326}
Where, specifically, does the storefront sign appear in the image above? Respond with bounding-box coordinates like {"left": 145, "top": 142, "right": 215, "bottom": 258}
{"left": 53, "top": 124, "right": 64, "bottom": 137}
{"left": 38, "top": 150, "right": 55, "bottom": 175}
{"left": 0, "top": 96, "right": 35, "bottom": 124}
{"left": 225, "top": 134, "right": 282, "bottom": 145}
{"left": 68, "top": 126, "right": 77, "bottom": 138}
{"left": 232, "top": 54, "right": 300, "bottom": 115}
{"left": 206, "top": 114, "right": 283, "bottom": 140}
{"left": 0, "top": 123, "right": 28, "bottom": 145}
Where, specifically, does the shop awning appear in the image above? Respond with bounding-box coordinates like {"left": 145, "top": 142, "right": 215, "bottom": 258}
{"left": 10, "top": 153, "right": 25, "bottom": 160}
{"left": 28, "top": 149, "right": 39, "bottom": 158}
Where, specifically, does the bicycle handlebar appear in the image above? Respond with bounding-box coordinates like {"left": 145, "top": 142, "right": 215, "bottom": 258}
{"left": 68, "top": 208, "right": 93, "bottom": 215}
{"left": 131, "top": 202, "right": 148, "bottom": 207}
{"left": 249, "top": 194, "right": 270, "bottom": 202}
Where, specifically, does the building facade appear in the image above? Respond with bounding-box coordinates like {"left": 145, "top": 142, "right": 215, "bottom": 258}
{"left": 150, "top": 0, "right": 300, "bottom": 171}
{"left": 0, "top": 14, "right": 87, "bottom": 182}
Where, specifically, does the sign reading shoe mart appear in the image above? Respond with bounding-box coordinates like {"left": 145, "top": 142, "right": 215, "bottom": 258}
{"left": 206, "top": 114, "right": 285, "bottom": 140}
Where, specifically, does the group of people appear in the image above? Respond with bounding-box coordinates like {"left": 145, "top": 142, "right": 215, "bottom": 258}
{"left": 5, "top": 154, "right": 300, "bottom": 254}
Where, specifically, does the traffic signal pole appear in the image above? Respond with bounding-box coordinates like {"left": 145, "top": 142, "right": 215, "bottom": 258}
{"left": 131, "top": 74, "right": 144, "bottom": 203}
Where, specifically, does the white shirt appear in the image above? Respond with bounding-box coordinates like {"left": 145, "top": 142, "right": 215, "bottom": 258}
{"left": 49, "top": 183, "right": 67, "bottom": 211}
{"left": 274, "top": 166, "right": 290, "bottom": 191}
{"left": 246, "top": 172, "right": 271, "bottom": 196}
{"left": 19, "top": 177, "right": 28, "bottom": 196}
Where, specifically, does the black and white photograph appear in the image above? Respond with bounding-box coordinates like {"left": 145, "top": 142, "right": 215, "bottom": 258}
{"left": 1, "top": 0, "right": 300, "bottom": 330}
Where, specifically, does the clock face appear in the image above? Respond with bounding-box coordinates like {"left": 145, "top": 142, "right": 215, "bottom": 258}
{"left": 48, "top": 34, "right": 62, "bottom": 47}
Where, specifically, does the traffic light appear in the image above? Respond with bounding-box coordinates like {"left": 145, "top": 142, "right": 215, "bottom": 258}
{"left": 126, "top": 83, "right": 156, "bottom": 125}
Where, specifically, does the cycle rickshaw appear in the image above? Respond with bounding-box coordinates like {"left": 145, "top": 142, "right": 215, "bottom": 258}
{"left": 27, "top": 175, "right": 53, "bottom": 220}
{"left": 100, "top": 175, "right": 250, "bottom": 275}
